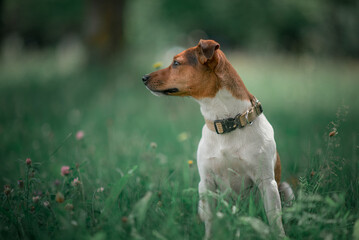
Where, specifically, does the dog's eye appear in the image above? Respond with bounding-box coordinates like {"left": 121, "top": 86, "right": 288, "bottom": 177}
{"left": 173, "top": 60, "right": 180, "bottom": 67}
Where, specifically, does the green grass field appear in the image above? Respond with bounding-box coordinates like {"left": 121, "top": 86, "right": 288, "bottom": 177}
{"left": 0, "top": 50, "right": 358, "bottom": 239}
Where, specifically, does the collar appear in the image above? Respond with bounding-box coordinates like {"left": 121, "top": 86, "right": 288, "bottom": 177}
{"left": 204, "top": 98, "right": 263, "bottom": 134}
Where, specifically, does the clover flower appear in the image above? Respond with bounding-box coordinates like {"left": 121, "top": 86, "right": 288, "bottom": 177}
{"left": 150, "top": 142, "right": 158, "bottom": 149}
{"left": 33, "top": 196, "right": 40, "bottom": 203}
{"left": 56, "top": 192, "right": 65, "bottom": 203}
{"left": 64, "top": 203, "right": 74, "bottom": 211}
{"left": 76, "top": 130, "right": 85, "bottom": 140}
{"left": 3, "top": 185, "right": 11, "bottom": 196}
{"left": 61, "top": 166, "right": 70, "bottom": 176}
{"left": 72, "top": 177, "right": 81, "bottom": 187}
{"left": 43, "top": 201, "right": 50, "bottom": 208}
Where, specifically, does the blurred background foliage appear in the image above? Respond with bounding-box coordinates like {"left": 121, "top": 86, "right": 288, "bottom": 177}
{"left": 1, "top": 0, "right": 359, "bottom": 59}
{"left": 0, "top": 0, "right": 358, "bottom": 239}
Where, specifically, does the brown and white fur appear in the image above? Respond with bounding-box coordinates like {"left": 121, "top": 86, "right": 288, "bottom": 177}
{"left": 142, "top": 39, "right": 293, "bottom": 239}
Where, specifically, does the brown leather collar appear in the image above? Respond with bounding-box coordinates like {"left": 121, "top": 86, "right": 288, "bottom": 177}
{"left": 205, "top": 98, "right": 263, "bottom": 134}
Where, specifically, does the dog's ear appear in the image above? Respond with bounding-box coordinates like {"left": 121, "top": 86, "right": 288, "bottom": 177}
{"left": 198, "top": 39, "right": 220, "bottom": 65}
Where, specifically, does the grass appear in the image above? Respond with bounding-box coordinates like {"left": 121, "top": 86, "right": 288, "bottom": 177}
{"left": 0, "top": 48, "right": 358, "bottom": 239}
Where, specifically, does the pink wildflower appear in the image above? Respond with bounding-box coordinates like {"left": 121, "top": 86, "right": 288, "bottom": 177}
{"left": 26, "top": 158, "right": 32, "bottom": 165}
{"left": 61, "top": 166, "right": 70, "bottom": 176}
{"left": 4, "top": 185, "right": 11, "bottom": 195}
{"left": 43, "top": 201, "right": 50, "bottom": 208}
{"left": 76, "top": 130, "right": 85, "bottom": 140}
{"left": 32, "top": 196, "right": 40, "bottom": 203}
{"left": 72, "top": 177, "right": 81, "bottom": 186}
{"left": 64, "top": 203, "right": 74, "bottom": 211}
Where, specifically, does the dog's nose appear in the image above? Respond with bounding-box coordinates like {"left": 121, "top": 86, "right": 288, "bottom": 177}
{"left": 142, "top": 74, "right": 150, "bottom": 84}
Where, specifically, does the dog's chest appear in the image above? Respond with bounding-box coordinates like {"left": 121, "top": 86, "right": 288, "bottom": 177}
{"left": 199, "top": 129, "right": 259, "bottom": 192}
{"left": 196, "top": 89, "right": 276, "bottom": 192}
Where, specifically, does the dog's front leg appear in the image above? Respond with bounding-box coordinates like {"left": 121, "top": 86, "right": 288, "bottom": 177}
{"left": 257, "top": 178, "right": 285, "bottom": 236}
{"left": 198, "top": 178, "right": 216, "bottom": 240}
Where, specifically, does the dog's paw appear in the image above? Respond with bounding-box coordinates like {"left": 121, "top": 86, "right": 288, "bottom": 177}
{"left": 279, "top": 181, "right": 295, "bottom": 207}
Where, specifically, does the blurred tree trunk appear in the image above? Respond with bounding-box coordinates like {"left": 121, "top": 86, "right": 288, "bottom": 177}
{"left": 0, "top": 0, "right": 3, "bottom": 45}
{"left": 85, "top": 0, "right": 126, "bottom": 61}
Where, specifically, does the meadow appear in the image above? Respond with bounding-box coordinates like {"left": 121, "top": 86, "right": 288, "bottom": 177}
{"left": 0, "top": 48, "right": 358, "bottom": 240}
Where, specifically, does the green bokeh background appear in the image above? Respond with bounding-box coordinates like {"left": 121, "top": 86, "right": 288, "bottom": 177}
{"left": 0, "top": 1, "right": 358, "bottom": 239}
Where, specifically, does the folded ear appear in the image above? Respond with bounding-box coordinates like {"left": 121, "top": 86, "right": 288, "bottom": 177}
{"left": 198, "top": 39, "right": 220, "bottom": 64}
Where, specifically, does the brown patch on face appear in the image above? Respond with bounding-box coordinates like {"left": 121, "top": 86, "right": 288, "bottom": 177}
{"left": 144, "top": 39, "right": 253, "bottom": 101}
{"left": 145, "top": 45, "right": 221, "bottom": 99}
{"left": 185, "top": 50, "right": 198, "bottom": 66}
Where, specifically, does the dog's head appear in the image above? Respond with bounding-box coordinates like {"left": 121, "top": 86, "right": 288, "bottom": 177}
{"left": 142, "top": 39, "right": 225, "bottom": 99}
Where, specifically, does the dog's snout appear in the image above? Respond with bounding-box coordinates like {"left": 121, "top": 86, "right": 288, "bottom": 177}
{"left": 142, "top": 74, "right": 150, "bottom": 84}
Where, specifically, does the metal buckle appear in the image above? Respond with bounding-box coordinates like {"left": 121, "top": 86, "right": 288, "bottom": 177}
{"left": 255, "top": 100, "right": 263, "bottom": 114}
{"left": 258, "top": 103, "right": 263, "bottom": 113}
{"left": 214, "top": 120, "right": 223, "bottom": 134}
{"left": 244, "top": 110, "right": 253, "bottom": 125}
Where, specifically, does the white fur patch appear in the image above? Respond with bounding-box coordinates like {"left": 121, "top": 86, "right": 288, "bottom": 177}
{"left": 146, "top": 86, "right": 165, "bottom": 97}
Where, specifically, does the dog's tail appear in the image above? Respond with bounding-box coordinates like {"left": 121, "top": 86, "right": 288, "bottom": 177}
{"left": 279, "top": 181, "right": 295, "bottom": 207}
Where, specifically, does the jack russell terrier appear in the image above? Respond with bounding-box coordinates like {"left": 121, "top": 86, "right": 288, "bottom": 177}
{"left": 142, "top": 39, "right": 294, "bottom": 239}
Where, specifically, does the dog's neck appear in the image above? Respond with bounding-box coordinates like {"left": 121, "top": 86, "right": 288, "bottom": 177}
{"left": 196, "top": 53, "right": 254, "bottom": 121}
{"left": 196, "top": 89, "right": 252, "bottom": 121}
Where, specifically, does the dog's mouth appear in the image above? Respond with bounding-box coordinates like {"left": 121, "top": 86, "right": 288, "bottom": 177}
{"left": 154, "top": 88, "right": 179, "bottom": 95}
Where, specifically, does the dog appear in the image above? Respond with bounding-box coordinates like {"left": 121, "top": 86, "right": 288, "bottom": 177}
{"left": 142, "top": 39, "right": 294, "bottom": 239}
